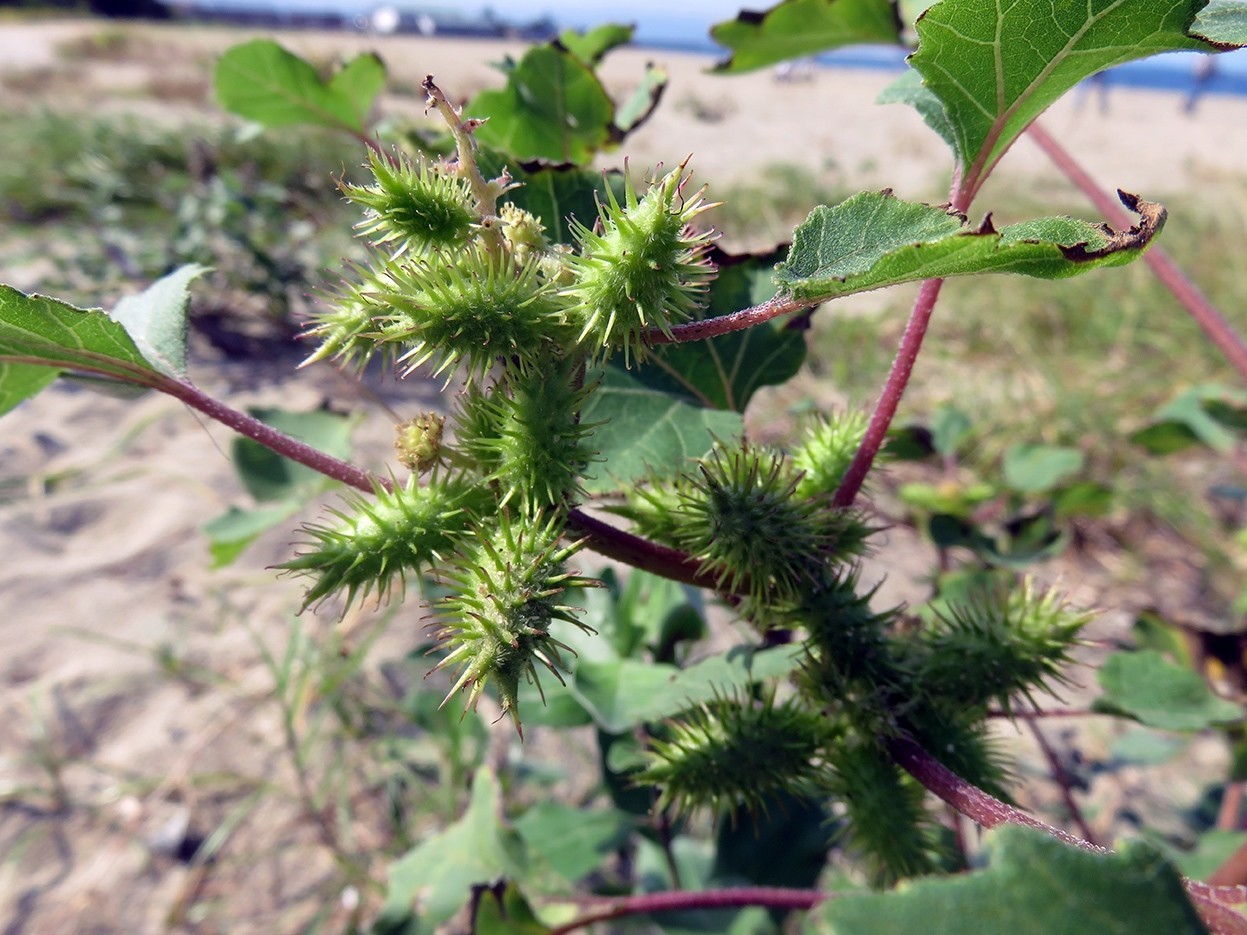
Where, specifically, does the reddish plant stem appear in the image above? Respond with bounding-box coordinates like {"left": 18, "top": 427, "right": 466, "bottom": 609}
{"left": 547, "top": 887, "right": 825, "bottom": 935}
{"left": 988, "top": 707, "right": 1095, "bottom": 719}
{"left": 1190, "top": 880, "right": 1247, "bottom": 906}
{"left": 887, "top": 734, "right": 1109, "bottom": 854}
{"left": 832, "top": 277, "right": 946, "bottom": 507}
{"left": 565, "top": 509, "right": 721, "bottom": 591}
{"left": 174, "top": 378, "right": 714, "bottom": 588}
{"left": 1189, "top": 892, "right": 1247, "bottom": 935}
{"left": 1219, "top": 782, "right": 1245, "bottom": 832}
{"left": 1027, "top": 120, "right": 1247, "bottom": 384}
{"left": 159, "top": 378, "right": 383, "bottom": 494}
{"left": 1022, "top": 713, "right": 1099, "bottom": 846}
{"left": 891, "top": 735, "right": 1247, "bottom": 933}
{"left": 645, "top": 292, "right": 812, "bottom": 347}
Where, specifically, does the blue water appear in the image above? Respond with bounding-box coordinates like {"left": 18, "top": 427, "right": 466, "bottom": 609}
{"left": 644, "top": 35, "right": 1247, "bottom": 100}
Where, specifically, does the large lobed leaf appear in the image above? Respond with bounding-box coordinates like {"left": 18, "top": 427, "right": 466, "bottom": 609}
{"left": 470, "top": 45, "right": 615, "bottom": 165}
{"left": 215, "top": 39, "right": 385, "bottom": 134}
{"left": 898, "top": 0, "right": 1244, "bottom": 196}
{"left": 816, "top": 825, "right": 1207, "bottom": 933}
{"left": 711, "top": 0, "right": 904, "bottom": 73}
{"left": 774, "top": 189, "right": 1164, "bottom": 304}
{"left": 580, "top": 366, "right": 743, "bottom": 494}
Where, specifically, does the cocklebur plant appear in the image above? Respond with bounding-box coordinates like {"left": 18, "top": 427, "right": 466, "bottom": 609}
{"left": 5, "top": 0, "right": 1247, "bottom": 931}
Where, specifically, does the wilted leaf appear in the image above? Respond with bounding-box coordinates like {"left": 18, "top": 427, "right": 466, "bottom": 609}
{"left": 774, "top": 191, "right": 1164, "bottom": 304}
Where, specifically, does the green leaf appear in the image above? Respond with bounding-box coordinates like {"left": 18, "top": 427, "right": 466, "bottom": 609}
{"left": 110, "top": 264, "right": 207, "bottom": 380}
{"left": 0, "top": 363, "right": 59, "bottom": 417}
{"left": 572, "top": 644, "right": 804, "bottom": 733}
{"left": 1094, "top": 649, "right": 1242, "bottom": 731}
{"left": 559, "top": 23, "right": 634, "bottom": 66}
{"left": 930, "top": 404, "right": 972, "bottom": 457}
{"left": 774, "top": 191, "right": 1164, "bottom": 304}
{"left": 203, "top": 501, "right": 303, "bottom": 568}
{"left": 905, "top": 0, "right": 1238, "bottom": 192}
{"left": 473, "top": 882, "right": 551, "bottom": 935}
{"left": 328, "top": 50, "right": 387, "bottom": 125}
{"left": 1052, "top": 481, "right": 1113, "bottom": 519}
{"left": 1170, "top": 829, "right": 1247, "bottom": 881}
{"left": 711, "top": 0, "right": 903, "bottom": 73}
{"left": 580, "top": 365, "right": 743, "bottom": 493}
{"left": 1142, "top": 386, "right": 1247, "bottom": 456}
{"left": 715, "top": 793, "right": 836, "bottom": 891}
{"left": 815, "top": 825, "right": 1207, "bottom": 934}
{"left": 1192, "top": 0, "right": 1247, "bottom": 45}
{"left": 381, "top": 769, "right": 528, "bottom": 930}
{"left": 0, "top": 285, "right": 166, "bottom": 394}
{"left": 1129, "top": 420, "right": 1202, "bottom": 455}
{"left": 215, "top": 40, "right": 384, "bottom": 134}
{"left": 469, "top": 45, "right": 615, "bottom": 165}
{"left": 1001, "top": 444, "right": 1085, "bottom": 494}
{"left": 615, "top": 64, "right": 669, "bottom": 135}
{"left": 513, "top": 803, "right": 633, "bottom": 883}
{"left": 230, "top": 406, "right": 353, "bottom": 503}
{"left": 636, "top": 250, "right": 805, "bottom": 412}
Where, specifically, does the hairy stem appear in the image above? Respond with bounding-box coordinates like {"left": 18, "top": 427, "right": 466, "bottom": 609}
{"left": 644, "top": 292, "right": 813, "bottom": 346}
{"left": 423, "top": 76, "right": 507, "bottom": 258}
{"left": 887, "top": 734, "right": 1107, "bottom": 853}
{"left": 1027, "top": 120, "right": 1247, "bottom": 383}
{"left": 566, "top": 509, "right": 722, "bottom": 590}
{"left": 160, "top": 378, "right": 381, "bottom": 493}
{"left": 890, "top": 735, "right": 1247, "bottom": 934}
{"left": 548, "top": 887, "right": 825, "bottom": 935}
{"left": 832, "top": 277, "right": 945, "bottom": 507}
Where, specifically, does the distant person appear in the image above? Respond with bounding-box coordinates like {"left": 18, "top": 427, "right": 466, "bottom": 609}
{"left": 1183, "top": 55, "right": 1218, "bottom": 115}
{"left": 1075, "top": 71, "right": 1111, "bottom": 114}
{"left": 774, "top": 57, "right": 815, "bottom": 83}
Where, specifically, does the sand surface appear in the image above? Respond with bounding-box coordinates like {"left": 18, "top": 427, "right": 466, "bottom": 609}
{"left": 1, "top": 17, "right": 1245, "bottom": 932}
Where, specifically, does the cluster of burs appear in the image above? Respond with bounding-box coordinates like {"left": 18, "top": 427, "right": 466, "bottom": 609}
{"left": 286, "top": 123, "right": 1086, "bottom": 879}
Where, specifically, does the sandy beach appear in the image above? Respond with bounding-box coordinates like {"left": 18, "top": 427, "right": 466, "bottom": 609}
{"left": 1, "top": 17, "right": 1245, "bottom": 931}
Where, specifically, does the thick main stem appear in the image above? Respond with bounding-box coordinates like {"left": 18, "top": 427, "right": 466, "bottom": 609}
{"left": 160, "top": 378, "right": 381, "bottom": 494}
{"left": 1027, "top": 120, "right": 1247, "bottom": 384}
{"left": 832, "top": 277, "right": 945, "bottom": 507}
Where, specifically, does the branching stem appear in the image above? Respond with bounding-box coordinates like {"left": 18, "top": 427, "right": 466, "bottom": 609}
{"left": 422, "top": 76, "right": 507, "bottom": 258}
{"left": 159, "top": 377, "right": 382, "bottom": 494}
{"left": 644, "top": 292, "right": 813, "bottom": 346}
